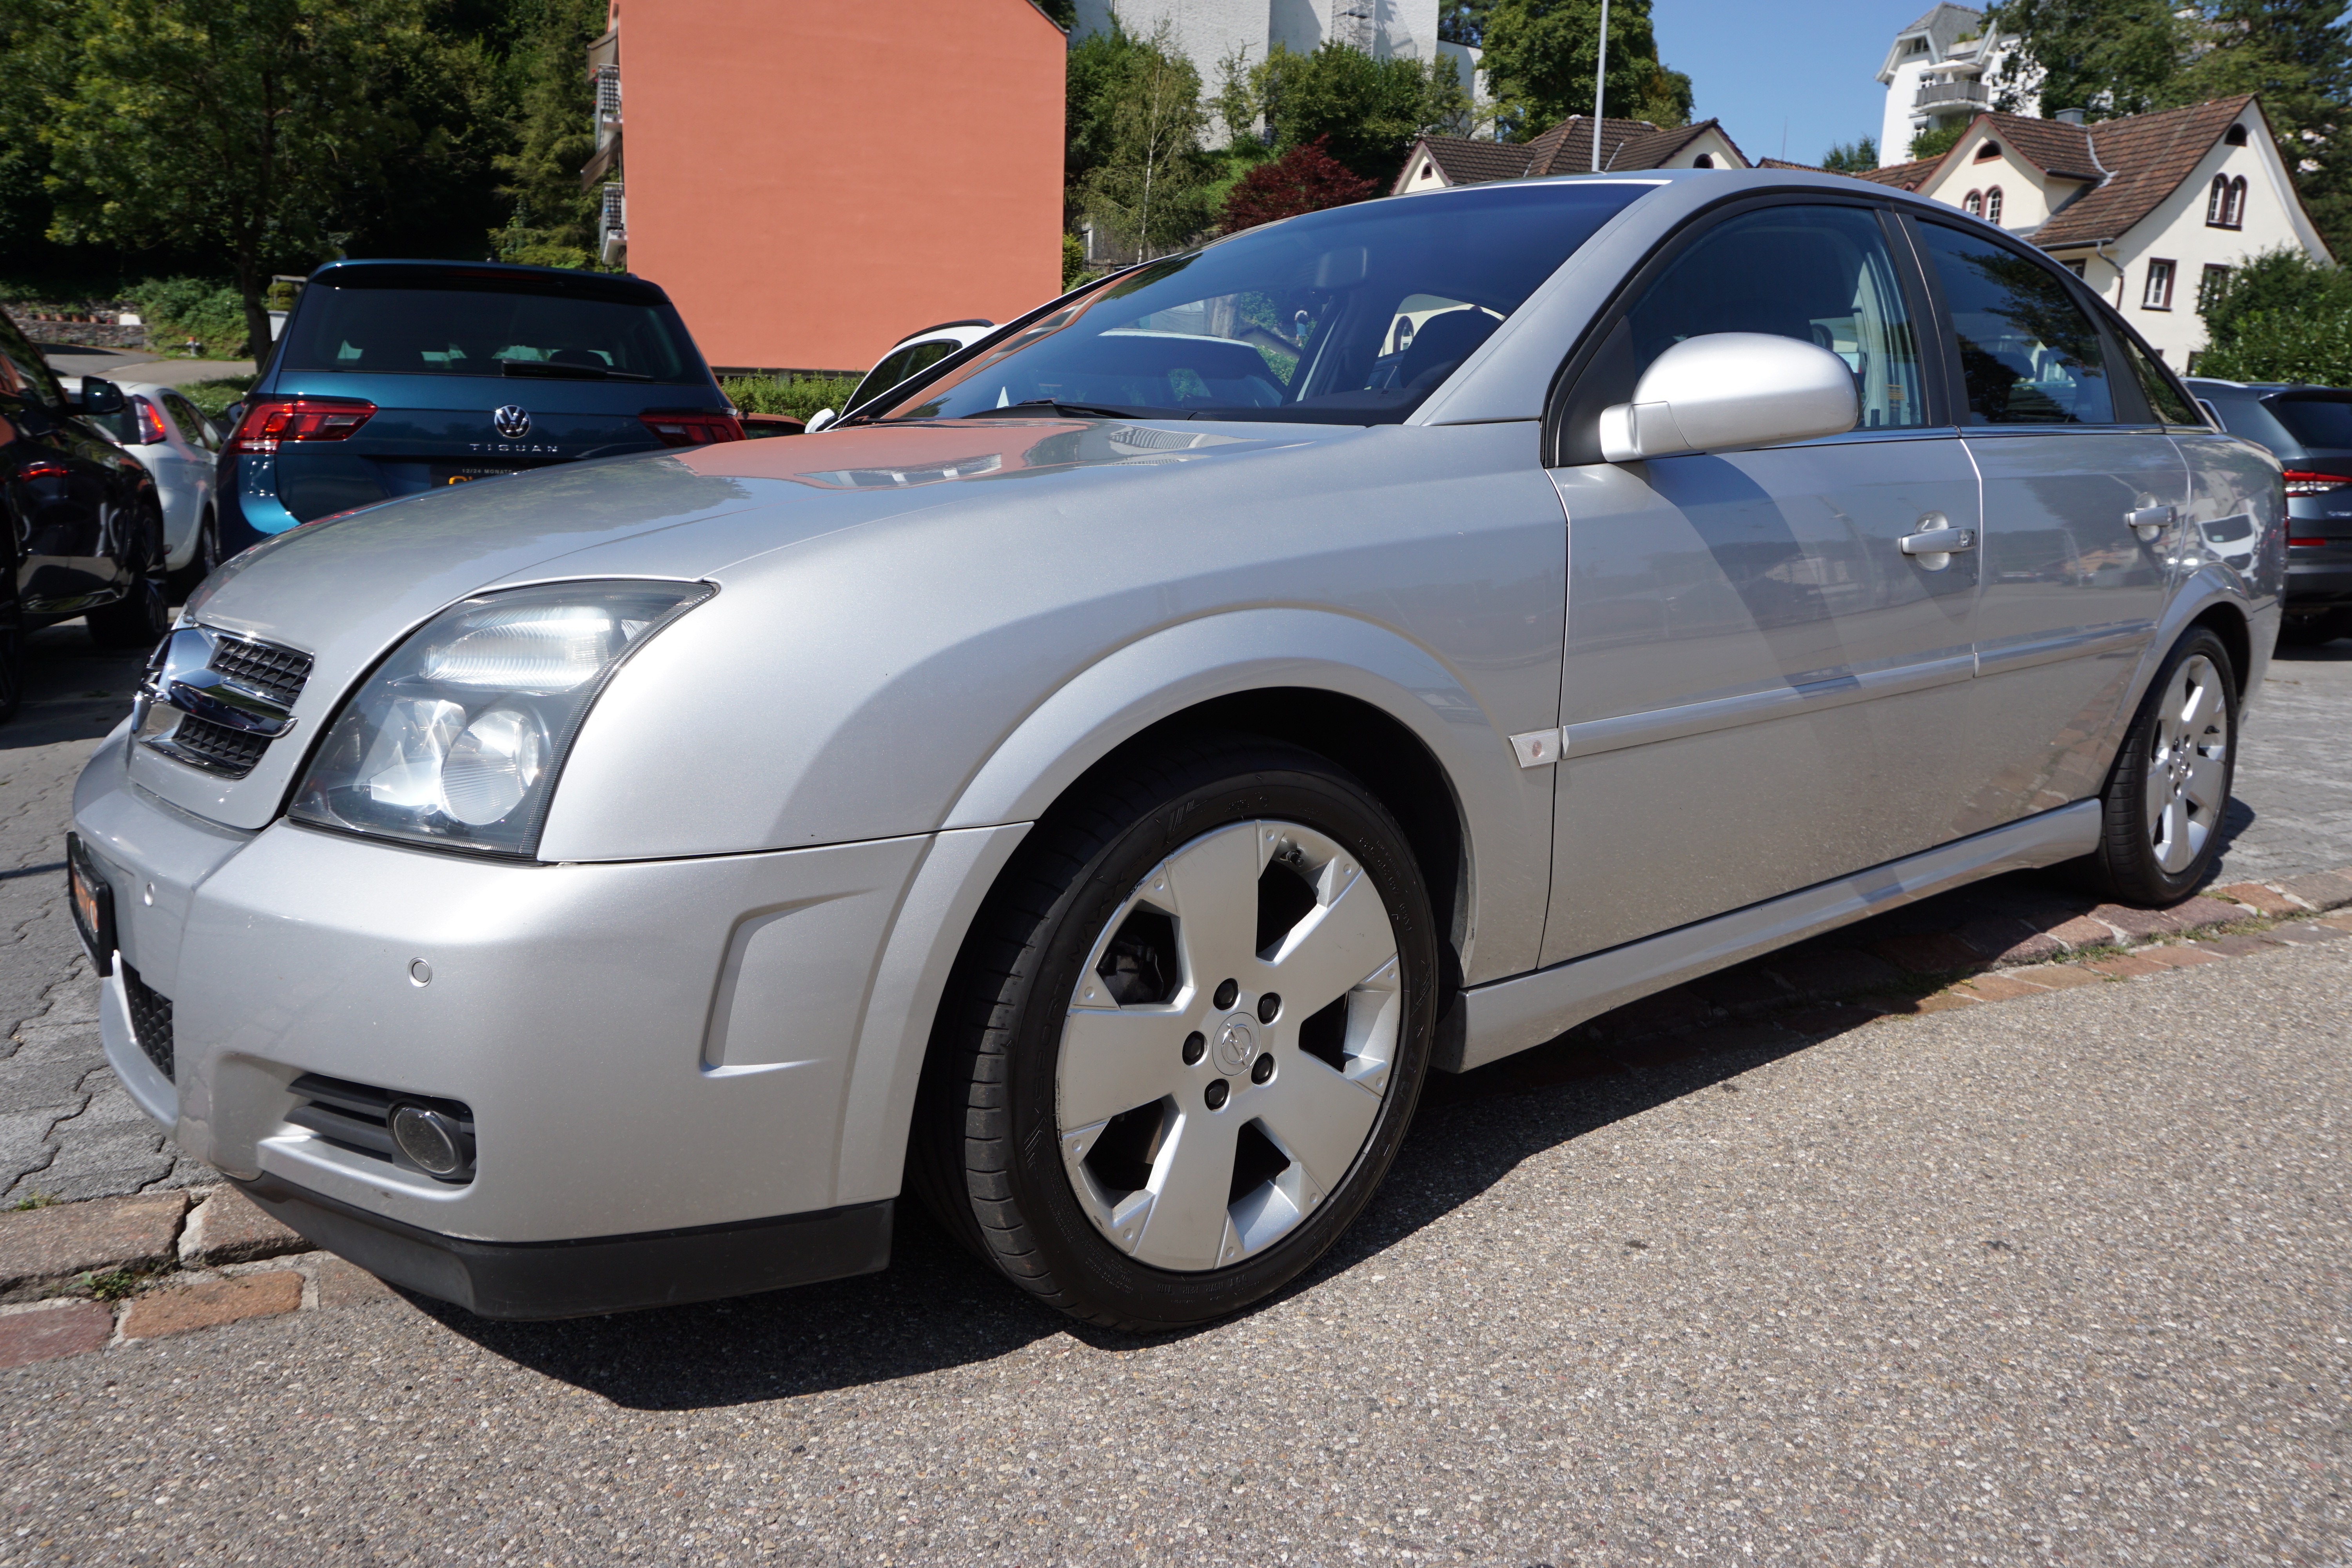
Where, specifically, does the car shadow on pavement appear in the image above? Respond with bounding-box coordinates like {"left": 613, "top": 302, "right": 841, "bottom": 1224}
{"left": 407, "top": 1019, "right": 1822, "bottom": 1412}
{"left": 5, "top": 622, "right": 147, "bottom": 754}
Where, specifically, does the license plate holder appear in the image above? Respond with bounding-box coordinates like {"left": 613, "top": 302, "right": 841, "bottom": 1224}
{"left": 66, "top": 833, "right": 115, "bottom": 978}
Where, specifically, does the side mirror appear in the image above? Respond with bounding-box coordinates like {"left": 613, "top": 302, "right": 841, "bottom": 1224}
{"left": 805, "top": 407, "right": 837, "bottom": 432}
{"left": 77, "top": 377, "right": 126, "bottom": 416}
{"left": 1598, "top": 332, "right": 1858, "bottom": 463}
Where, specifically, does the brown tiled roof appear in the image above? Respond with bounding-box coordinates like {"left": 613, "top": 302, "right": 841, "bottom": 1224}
{"left": 1756, "top": 157, "right": 1832, "bottom": 172}
{"left": 1523, "top": 116, "right": 1668, "bottom": 177}
{"left": 1608, "top": 119, "right": 1748, "bottom": 170}
{"left": 1850, "top": 157, "right": 1941, "bottom": 190}
{"left": 1972, "top": 111, "right": 2102, "bottom": 181}
{"left": 1404, "top": 136, "right": 1538, "bottom": 191}
{"left": 2035, "top": 95, "right": 2258, "bottom": 247}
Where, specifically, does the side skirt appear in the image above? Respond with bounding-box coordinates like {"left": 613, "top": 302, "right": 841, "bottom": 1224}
{"left": 1442, "top": 801, "right": 2103, "bottom": 1072}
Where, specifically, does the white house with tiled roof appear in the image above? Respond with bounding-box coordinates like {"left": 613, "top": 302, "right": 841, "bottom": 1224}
{"left": 1392, "top": 115, "right": 1748, "bottom": 195}
{"left": 1863, "top": 95, "right": 2332, "bottom": 365}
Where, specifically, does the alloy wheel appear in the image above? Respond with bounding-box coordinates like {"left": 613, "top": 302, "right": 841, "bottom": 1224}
{"left": 2145, "top": 652, "right": 2228, "bottom": 873}
{"left": 1055, "top": 818, "right": 1401, "bottom": 1273}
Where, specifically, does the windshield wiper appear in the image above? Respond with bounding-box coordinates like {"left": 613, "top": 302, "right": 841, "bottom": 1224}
{"left": 960, "top": 398, "right": 1138, "bottom": 420}
{"left": 498, "top": 359, "right": 651, "bottom": 381}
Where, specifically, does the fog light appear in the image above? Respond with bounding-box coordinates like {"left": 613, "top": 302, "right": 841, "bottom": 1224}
{"left": 389, "top": 1102, "right": 472, "bottom": 1180}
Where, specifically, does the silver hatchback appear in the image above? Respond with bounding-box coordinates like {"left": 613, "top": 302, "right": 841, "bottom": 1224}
{"left": 71, "top": 171, "right": 2282, "bottom": 1327}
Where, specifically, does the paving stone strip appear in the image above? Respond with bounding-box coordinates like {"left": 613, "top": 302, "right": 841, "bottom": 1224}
{"left": 0, "top": 866, "right": 2344, "bottom": 1373}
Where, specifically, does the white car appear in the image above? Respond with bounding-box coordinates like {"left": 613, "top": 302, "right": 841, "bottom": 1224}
{"left": 804, "top": 319, "right": 995, "bottom": 432}
{"left": 80, "top": 379, "right": 224, "bottom": 595}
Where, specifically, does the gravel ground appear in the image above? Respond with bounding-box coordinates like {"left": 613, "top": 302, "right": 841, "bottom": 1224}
{"left": 2, "top": 936, "right": 2346, "bottom": 1566}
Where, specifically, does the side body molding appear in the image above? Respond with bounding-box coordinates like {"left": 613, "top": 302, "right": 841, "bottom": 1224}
{"left": 940, "top": 607, "right": 1557, "bottom": 987}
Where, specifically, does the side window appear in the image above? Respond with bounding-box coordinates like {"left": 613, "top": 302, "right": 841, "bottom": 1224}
{"left": 2122, "top": 336, "right": 2203, "bottom": 426}
{"left": 165, "top": 394, "right": 214, "bottom": 449}
{"left": 1916, "top": 221, "right": 2115, "bottom": 426}
{"left": 1621, "top": 204, "right": 1930, "bottom": 431}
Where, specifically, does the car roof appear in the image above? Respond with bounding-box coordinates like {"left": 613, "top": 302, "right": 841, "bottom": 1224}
{"left": 305, "top": 258, "right": 673, "bottom": 307}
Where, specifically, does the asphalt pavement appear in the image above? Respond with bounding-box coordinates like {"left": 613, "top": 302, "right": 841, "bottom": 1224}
{"left": 2, "top": 915, "right": 2346, "bottom": 1565}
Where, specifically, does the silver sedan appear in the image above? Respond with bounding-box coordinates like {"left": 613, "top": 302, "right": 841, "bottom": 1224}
{"left": 70, "top": 171, "right": 2282, "bottom": 1327}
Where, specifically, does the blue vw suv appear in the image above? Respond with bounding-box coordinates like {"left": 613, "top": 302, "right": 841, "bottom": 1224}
{"left": 214, "top": 260, "right": 740, "bottom": 559}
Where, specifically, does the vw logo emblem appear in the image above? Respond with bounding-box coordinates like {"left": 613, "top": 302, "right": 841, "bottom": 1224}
{"left": 492, "top": 405, "right": 532, "bottom": 439}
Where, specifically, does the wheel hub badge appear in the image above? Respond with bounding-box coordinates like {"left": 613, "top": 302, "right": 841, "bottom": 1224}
{"left": 1212, "top": 1013, "right": 1258, "bottom": 1076}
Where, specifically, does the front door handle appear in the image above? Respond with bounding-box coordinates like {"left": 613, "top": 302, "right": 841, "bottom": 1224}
{"left": 1899, "top": 526, "right": 1978, "bottom": 556}
{"left": 2127, "top": 504, "right": 2176, "bottom": 543}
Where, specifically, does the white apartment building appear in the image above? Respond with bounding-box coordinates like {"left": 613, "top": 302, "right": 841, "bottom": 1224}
{"left": 1069, "top": 0, "right": 1483, "bottom": 143}
{"left": 1876, "top": 2, "right": 2028, "bottom": 167}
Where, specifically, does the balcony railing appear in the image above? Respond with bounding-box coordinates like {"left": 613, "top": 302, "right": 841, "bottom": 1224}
{"left": 1914, "top": 77, "right": 1989, "bottom": 113}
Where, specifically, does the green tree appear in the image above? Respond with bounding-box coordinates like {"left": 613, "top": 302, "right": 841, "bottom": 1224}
{"left": 1439, "top": 0, "right": 1497, "bottom": 45}
{"left": 492, "top": 0, "right": 613, "bottom": 267}
{"left": 0, "top": 0, "right": 76, "bottom": 279}
{"left": 1480, "top": 0, "right": 1693, "bottom": 142}
{"left": 1985, "top": 0, "right": 2182, "bottom": 118}
{"left": 2168, "top": 0, "right": 2352, "bottom": 256}
{"left": 41, "top": 0, "right": 479, "bottom": 351}
{"left": 2195, "top": 305, "right": 2352, "bottom": 381}
{"left": 1079, "top": 21, "right": 1215, "bottom": 263}
{"left": 1821, "top": 136, "right": 1879, "bottom": 172}
{"left": 2199, "top": 245, "right": 2352, "bottom": 354}
{"left": 1219, "top": 42, "right": 1471, "bottom": 183}
{"left": 1909, "top": 123, "right": 1966, "bottom": 160}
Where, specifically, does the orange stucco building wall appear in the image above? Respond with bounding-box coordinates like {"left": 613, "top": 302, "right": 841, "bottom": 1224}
{"left": 617, "top": 0, "right": 1066, "bottom": 374}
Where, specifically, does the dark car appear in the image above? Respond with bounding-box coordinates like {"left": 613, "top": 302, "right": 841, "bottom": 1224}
{"left": 2186, "top": 377, "right": 2352, "bottom": 643}
{"left": 0, "top": 307, "right": 171, "bottom": 718}
{"left": 216, "top": 260, "right": 741, "bottom": 554}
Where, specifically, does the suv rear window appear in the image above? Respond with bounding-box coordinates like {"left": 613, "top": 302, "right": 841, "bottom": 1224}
{"left": 2269, "top": 395, "right": 2352, "bottom": 450}
{"left": 279, "top": 284, "right": 700, "bottom": 383}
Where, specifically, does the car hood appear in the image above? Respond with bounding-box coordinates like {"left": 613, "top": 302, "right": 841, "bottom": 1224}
{"left": 138, "top": 417, "right": 1334, "bottom": 829}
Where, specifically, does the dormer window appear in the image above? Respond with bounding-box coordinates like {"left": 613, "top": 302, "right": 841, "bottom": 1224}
{"left": 1974, "top": 141, "right": 2002, "bottom": 162}
{"left": 1693, "top": 154, "right": 1713, "bottom": 168}
{"left": 2225, "top": 124, "right": 2249, "bottom": 146}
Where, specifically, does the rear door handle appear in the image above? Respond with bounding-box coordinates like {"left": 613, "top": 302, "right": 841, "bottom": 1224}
{"left": 2127, "top": 504, "right": 2176, "bottom": 542}
{"left": 1899, "top": 527, "right": 1977, "bottom": 555}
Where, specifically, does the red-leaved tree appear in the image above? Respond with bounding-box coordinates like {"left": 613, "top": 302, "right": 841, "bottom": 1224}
{"left": 1220, "top": 138, "right": 1379, "bottom": 234}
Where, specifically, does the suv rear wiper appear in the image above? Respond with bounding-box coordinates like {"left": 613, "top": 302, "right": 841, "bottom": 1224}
{"left": 498, "top": 360, "right": 652, "bottom": 381}
{"left": 960, "top": 399, "right": 1138, "bottom": 420}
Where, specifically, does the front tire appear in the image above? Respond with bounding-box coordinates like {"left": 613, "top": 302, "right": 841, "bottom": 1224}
{"left": 913, "top": 736, "right": 1439, "bottom": 1331}
{"left": 86, "top": 499, "right": 171, "bottom": 649}
{"left": 2088, "top": 628, "right": 2238, "bottom": 904}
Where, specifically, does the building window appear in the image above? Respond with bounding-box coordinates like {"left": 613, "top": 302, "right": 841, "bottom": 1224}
{"left": 1693, "top": 153, "right": 1713, "bottom": 168}
{"left": 1985, "top": 186, "right": 2003, "bottom": 224}
{"left": 2064, "top": 258, "right": 2087, "bottom": 277}
{"left": 2143, "top": 258, "right": 2176, "bottom": 310}
{"left": 2225, "top": 123, "right": 2249, "bottom": 146}
{"left": 2208, "top": 174, "right": 2247, "bottom": 229}
{"left": 1964, "top": 189, "right": 1983, "bottom": 216}
{"left": 2200, "top": 263, "right": 2232, "bottom": 312}
{"left": 1974, "top": 140, "right": 2002, "bottom": 162}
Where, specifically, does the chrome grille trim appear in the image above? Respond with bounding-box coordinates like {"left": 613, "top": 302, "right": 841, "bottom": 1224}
{"left": 136, "top": 626, "right": 314, "bottom": 778}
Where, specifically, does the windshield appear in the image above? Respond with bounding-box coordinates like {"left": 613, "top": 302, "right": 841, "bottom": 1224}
{"left": 870, "top": 182, "right": 1649, "bottom": 425}
{"left": 279, "top": 285, "right": 700, "bottom": 382}
{"left": 2269, "top": 394, "right": 2352, "bottom": 451}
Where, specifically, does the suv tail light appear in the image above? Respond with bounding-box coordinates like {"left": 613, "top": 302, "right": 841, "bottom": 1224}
{"left": 226, "top": 396, "right": 377, "bottom": 454}
{"left": 133, "top": 396, "right": 169, "bottom": 445}
{"left": 639, "top": 410, "right": 744, "bottom": 447}
{"left": 2282, "top": 469, "right": 2350, "bottom": 496}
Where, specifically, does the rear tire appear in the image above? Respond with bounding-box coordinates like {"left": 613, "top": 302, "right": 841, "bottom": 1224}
{"left": 2086, "top": 628, "right": 2238, "bottom": 904}
{"left": 86, "top": 499, "right": 171, "bottom": 650}
{"left": 2278, "top": 608, "right": 2352, "bottom": 647}
{"left": 0, "top": 614, "right": 22, "bottom": 725}
{"left": 912, "top": 735, "right": 1438, "bottom": 1331}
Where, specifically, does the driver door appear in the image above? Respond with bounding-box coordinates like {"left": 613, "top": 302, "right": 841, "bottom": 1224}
{"left": 1539, "top": 201, "right": 1990, "bottom": 964}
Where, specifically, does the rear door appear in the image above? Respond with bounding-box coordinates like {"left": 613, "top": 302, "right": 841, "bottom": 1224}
{"left": 1540, "top": 200, "right": 1987, "bottom": 964}
{"left": 1910, "top": 219, "right": 2183, "bottom": 819}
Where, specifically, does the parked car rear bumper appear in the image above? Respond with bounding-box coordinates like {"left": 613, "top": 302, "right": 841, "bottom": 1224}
{"left": 2286, "top": 550, "right": 2352, "bottom": 607}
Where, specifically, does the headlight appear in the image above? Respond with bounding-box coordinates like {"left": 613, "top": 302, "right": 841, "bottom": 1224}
{"left": 288, "top": 580, "right": 712, "bottom": 857}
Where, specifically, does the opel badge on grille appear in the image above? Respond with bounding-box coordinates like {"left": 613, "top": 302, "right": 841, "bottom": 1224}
{"left": 492, "top": 405, "right": 533, "bottom": 439}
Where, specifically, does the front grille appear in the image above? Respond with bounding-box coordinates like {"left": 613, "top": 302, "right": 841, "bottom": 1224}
{"left": 121, "top": 964, "right": 174, "bottom": 1080}
{"left": 163, "top": 715, "right": 268, "bottom": 776}
{"left": 287, "top": 1073, "right": 475, "bottom": 1180}
{"left": 209, "top": 635, "right": 314, "bottom": 708}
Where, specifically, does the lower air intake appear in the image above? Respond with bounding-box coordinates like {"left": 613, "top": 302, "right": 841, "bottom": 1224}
{"left": 121, "top": 964, "right": 174, "bottom": 1080}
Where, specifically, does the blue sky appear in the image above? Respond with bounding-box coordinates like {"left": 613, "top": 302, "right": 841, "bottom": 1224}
{"left": 1651, "top": 0, "right": 1929, "bottom": 165}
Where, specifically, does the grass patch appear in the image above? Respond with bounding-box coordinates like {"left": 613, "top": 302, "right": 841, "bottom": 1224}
{"left": 9, "top": 1190, "right": 59, "bottom": 1210}
{"left": 178, "top": 376, "right": 256, "bottom": 419}
{"left": 77, "top": 1267, "right": 148, "bottom": 1301}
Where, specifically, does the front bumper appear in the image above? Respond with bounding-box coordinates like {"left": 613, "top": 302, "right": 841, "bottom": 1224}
{"left": 73, "top": 729, "right": 936, "bottom": 1310}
